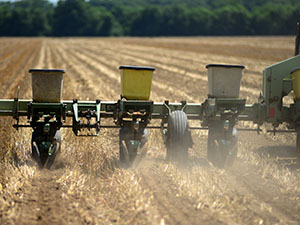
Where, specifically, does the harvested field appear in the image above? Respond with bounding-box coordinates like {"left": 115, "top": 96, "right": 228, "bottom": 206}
{"left": 0, "top": 36, "right": 300, "bottom": 225}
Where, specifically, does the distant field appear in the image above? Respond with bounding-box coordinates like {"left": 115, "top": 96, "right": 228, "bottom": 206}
{"left": 0, "top": 37, "right": 299, "bottom": 225}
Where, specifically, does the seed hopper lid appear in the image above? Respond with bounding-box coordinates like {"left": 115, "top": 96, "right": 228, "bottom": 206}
{"left": 205, "top": 64, "right": 245, "bottom": 69}
{"left": 291, "top": 67, "right": 300, "bottom": 74}
{"left": 29, "top": 69, "right": 65, "bottom": 73}
{"left": 119, "top": 65, "right": 155, "bottom": 71}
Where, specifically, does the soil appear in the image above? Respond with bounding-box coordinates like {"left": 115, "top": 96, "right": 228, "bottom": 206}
{"left": 0, "top": 37, "right": 299, "bottom": 225}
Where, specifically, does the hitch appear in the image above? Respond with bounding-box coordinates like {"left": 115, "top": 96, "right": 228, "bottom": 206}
{"left": 72, "top": 99, "right": 101, "bottom": 136}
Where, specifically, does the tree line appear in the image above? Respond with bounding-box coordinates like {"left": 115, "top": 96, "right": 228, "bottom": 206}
{"left": 0, "top": 0, "right": 299, "bottom": 36}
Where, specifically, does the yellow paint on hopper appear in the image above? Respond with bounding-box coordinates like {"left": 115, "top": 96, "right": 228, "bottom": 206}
{"left": 291, "top": 68, "right": 300, "bottom": 100}
{"left": 119, "top": 66, "right": 155, "bottom": 100}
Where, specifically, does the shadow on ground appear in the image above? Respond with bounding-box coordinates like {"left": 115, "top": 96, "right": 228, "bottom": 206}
{"left": 254, "top": 145, "right": 300, "bottom": 170}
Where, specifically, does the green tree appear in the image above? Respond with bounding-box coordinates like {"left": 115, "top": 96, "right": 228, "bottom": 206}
{"left": 0, "top": 0, "right": 52, "bottom": 36}
{"left": 252, "top": 3, "right": 299, "bottom": 35}
{"left": 130, "top": 6, "right": 163, "bottom": 36}
{"left": 0, "top": 0, "right": 299, "bottom": 36}
{"left": 161, "top": 5, "right": 189, "bottom": 36}
{"left": 7, "top": 7, "right": 32, "bottom": 36}
{"left": 0, "top": 3, "right": 11, "bottom": 36}
{"left": 53, "top": 0, "right": 90, "bottom": 36}
{"left": 213, "top": 4, "right": 251, "bottom": 35}
{"left": 186, "top": 7, "right": 213, "bottom": 35}
{"left": 53, "top": 0, "right": 113, "bottom": 36}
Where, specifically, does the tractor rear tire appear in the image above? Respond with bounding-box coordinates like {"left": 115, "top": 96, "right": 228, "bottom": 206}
{"left": 166, "top": 111, "right": 192, "bottom": 162}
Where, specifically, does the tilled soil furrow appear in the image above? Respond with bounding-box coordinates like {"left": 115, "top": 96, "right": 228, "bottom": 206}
{"left": 0, "top": 39, "right": 41, "bottom": 160}
{"left": 48, "top": 41, "right": 159, "bottom": 225}
{"left": 93, "top": 41, "right": 264, "bottom": 86}
{"left": 138, "top": 160, "right": 226, "bottom": 225}
{"left": 115, "top": 43, "right": 267, "bottom": 94}
{"left": 6, "top": 43, "right": 42, "bottom": 98}
{"left": 0, "top": 46, "right": 32, "bottom": 95}
{"left": 1, "top": 40, "right": 119, "bottom": 225}
{"left": 76, "top": 41, "right": 262, "bottom": 101}
{"left": 0, "top": 39, "right": 30, "bottom": 64}
{"left": 228, "top": 160, "right": 300, "bottom": 224}
{"left": 1, "top": 37, "right": 299, "bottom": 225}
{"left": 11, "top": 169, "right": 100, "bottom": 225}
{"left": 61, "top": 40, "right": 206, "bottom": 101}
{"left": 54, "top": 42, "right": 117, "bottom": 100}
{"left": 83, "top": 38, "right": 279, "bottom": 71}
{"left": 81, "top": 40, "right": 268, "bottom": 85}
{"left": 120, "top": 37, "right": 293, "bottom": 61}
{"left": 57, "top": 42, "right": 169, "bottom": 101}
{"left": 0, "top": 39, "right": 43, "bottom": 225}
{"left": 66, "top": 43, "right": 198, "bottom": 102}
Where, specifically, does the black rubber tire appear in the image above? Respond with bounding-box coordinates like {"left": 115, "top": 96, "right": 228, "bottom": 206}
{"left": 207, "top": 127, "right": 238, "bottom": 168}
{"left": 119, "top": 127, "right": 148, "bottom": 168}
{"left": 166, "top": 111, "right": 192, "bottom": 162}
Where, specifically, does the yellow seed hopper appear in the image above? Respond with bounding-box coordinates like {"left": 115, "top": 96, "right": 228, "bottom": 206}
{"left": 119, "top": 65, "right": 155, "bottom": 100}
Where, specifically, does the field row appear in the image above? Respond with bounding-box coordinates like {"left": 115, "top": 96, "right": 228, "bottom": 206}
{"left": 0, "top": 37, "right": 299, "bottom": 225}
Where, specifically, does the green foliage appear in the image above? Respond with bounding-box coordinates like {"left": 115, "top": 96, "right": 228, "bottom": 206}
{"left": 0, "top": 0, "right": 299, "bottom": 36}
{"left": 131, "top": 6, "right": 163, "bottom": 36}
{"left": 0, "top": 0, "right": 52, "bottom": 36}
{"left": 213, "top": 4, "right": 251, "bottom": 35}
{"left": 185, "top": 8, "right": 213, "bottom": 35}
{"left": 53, "top": 0, "right": 95, "bottom": 36}
{"left": 252, "top": 3, "right": 300, "bottom": 35}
